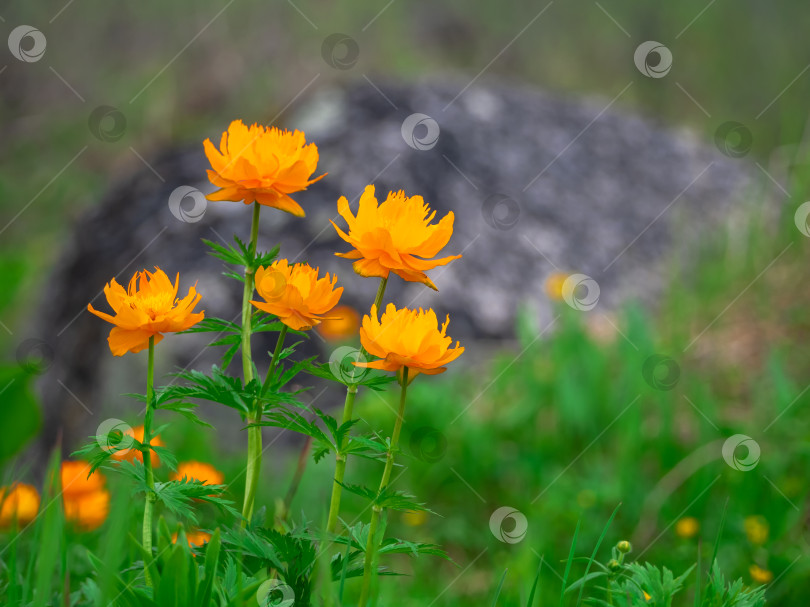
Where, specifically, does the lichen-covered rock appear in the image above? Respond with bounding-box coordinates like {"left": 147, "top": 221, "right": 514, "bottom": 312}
{"left": 32, "top": 79, "right": 756, "bottom": 458}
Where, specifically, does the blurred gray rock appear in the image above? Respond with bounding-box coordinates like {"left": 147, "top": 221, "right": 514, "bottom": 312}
{"left": 30, "top": 79, "right": 759, "bottom": 460}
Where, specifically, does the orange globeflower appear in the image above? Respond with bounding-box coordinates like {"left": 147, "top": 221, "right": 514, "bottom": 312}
{"left": 356, "top": 304, "right": 464, "bottom": 378}
{"left": 0, "top": 483, "right": 40, "bottom": 527}
{"left": 171, "top": 461, "right": 224, "bottom": 486}
{"left": 61, "top": 461, "right": 109, "bottom": 531}
{"left": 111, "top": 425, "right": 164, "bottom": 467}
{"left": 88, "top": 268, "right": 204, "bottom": 356}
{"left": 331, "top": 186, "right": 462, "bottom": 290}
{"left": 172, "top": 530, "right": 212, "bottom": 548}
{"left": 203, "top": 120, "right": 324, "bottom": 217}
{"left": 317, "top": 305, "right": 361, "bottom": 341}
{"left": 251, "top": 259, "right": 343, "bottom": 331}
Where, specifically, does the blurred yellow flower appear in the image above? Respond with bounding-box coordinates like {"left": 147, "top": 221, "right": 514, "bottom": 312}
{"left": 0, "top": 483, "right": 39, "bottom": 528}
{"left": 61, "top": 461, "right": 104, "bottom": 495}
{"left": 317, "top": 305, "right": 361, "bottom": 341}
{"left": 204, "top": 120, "right": 324, "bottom": 216}
{"left": 251, "top": 260, "right": 343, "bottom": 331}
{"left": 356, "top": 304, "right": 464, "bottom": 378}
{"left": 675, "top": 517, "right": 700, "bottom": 539}
{"left": 88, "top": 268, "right": 204, "bottom": 356}
{"left": 749, "top": 564, "right": 773, "bottom": 584}
{"left": 402, "top": 510, "right": 428, "bottom": 527}
{"left": 643, "top": 591, "right": 652, "bottom": 601}
{"left": 331, "top": 186, "right": 461, "bottom": 290}
{"left": 171, "top": 461, "right": 224, "bottom": 486}
{"left": 744, "top": 515, "right": 769, "bottom": 545}
{"left": 544, "top": 272, "right": 568, "bottom": 301}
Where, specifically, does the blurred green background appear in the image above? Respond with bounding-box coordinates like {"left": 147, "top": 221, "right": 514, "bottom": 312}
{"left": 2, "top": 0, "right": 810, "bottom": 604}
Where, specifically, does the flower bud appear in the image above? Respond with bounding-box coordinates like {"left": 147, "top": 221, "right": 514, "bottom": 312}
{"left": 616, "top": 540, "right": 632, "bottom": 554}
{"left": 607, "top": 559, "right": 622, "bottom": 573}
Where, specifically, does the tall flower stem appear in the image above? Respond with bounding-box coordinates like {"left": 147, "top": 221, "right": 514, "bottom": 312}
{"left": 141, "top": 336, "right": 156, "bottom": 587}
{"left": 241, "top": 202, "right": 262, "bottom": 527}
{"left": 326, "top": 277, "right": 388, "bottom": 534}
{"left": 358, "top": 366, "right": 409, "bottom": 607}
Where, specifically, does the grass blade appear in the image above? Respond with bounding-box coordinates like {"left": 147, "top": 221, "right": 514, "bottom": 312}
{"left": 559, "top": 519, "right": 581, "bottom": 607}
{"left": 576, "top": 503, "right": 621, "bottom": 607}
{"left": 491, "top": 569, "right": 508, "bottom": 607}
{"left": 526, "top": 559, "right": 543, "bottom": 607}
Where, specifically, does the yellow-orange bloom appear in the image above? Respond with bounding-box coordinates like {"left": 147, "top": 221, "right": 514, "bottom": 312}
{"left": 316, "top": 305, "right": 360, "bottom": 341}
{"left": 749, "top": 564, "right": 773, "bottom": 584}
{"left": 60, "top": 461, "right": 109, "bottom": 531}
{"left": 356, "top": 304, "right": 464, "bottom": 378}
{"left": 331, "top": 186, "right": 461, "bottom": 290}
{"left": 0, "top": 483, "right": 39, "bottom": 527}
{"left": 251, "top": 260, "right": 343, "bottom": 331}
{"left": 171, "top": 461, "right": 224, "bottom": 486}
{"left": 203, "top": 120, "right": 324, "bottom": 217}
{"left": 111, "top": 425, "right": 164, "bottom": 467}
{"left": 88, "top": 268, "right": 204, "bottom": 356}
{"left": 64, "top": 489, "right": 110, "bottom": 531}
{"left": 744, "top": 515, "right": 769, "bottom": 545}
{"left": 675, "top": 517, "right": 700, "bottom": 539}
{"left": 172, "top": 529, "right": 212, "bottom": 547}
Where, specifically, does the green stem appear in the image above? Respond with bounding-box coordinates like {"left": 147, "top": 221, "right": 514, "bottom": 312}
{"left": 358, "top": 367, "right": 409, "bottom": 607}
{"left": 240, "top": 202, "right": 262, "bottom": 528}
{"left": 325, "top": 277, "right": 388, "bottom": 534}
{"left": 142, "top": 336, "right": 156, "bottom": 587}
{"left": 261, "top": 325, "right": 289, "bottom": 395}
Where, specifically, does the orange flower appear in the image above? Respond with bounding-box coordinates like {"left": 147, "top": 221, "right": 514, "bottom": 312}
{"left": 356, "top": 304, "right": 464, "bottom": 378}
{"left": 172, "top": 529, "right": 212, "bottom": 548}
{"left": 316, "top": 305, "right": 360, "bottom": 341}
{"left": 64, "top": 489, "right": 110, "bottom": 531}
{"left": 0, "top": 483, "right": 39, "bottom": 527}
{"left": 251, "top": 259, "right": 343, "bottom": 331}
{"left": 171, "top": 461, "right": 224, "bottom": 486}
{"left": 749, "top": 564, "right": 773, "bottom": 584}
{"left": 61, "top": 461, "right": 105, "bottom": 496}
{"left": 88, "top": 267, "right": 204, "bottom": 356}
{"left": 111, "top": 425, "right": 164, "bottom": 467}
{"left": 331, "top": 186, "right": 462, "bottom": 290}
{"left": 60, "top": 461, "right": 109, "bottom": 531}
{"left": 203, "top": 120, "right": 324, "bottom": 216}
{"left": 675, "top": 517, "right": 699, "bottom": 539}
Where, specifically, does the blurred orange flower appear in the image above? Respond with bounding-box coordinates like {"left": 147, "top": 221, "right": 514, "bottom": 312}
{"left": 171, "top": 461, "right": 224, "bottom": 486}
{"left": 203, "top": 120, "right": 324, "bottom": 216}
{"left": 61, "top": 461, "right": 110, "bottom": 531}
{"left": 675, "top": 517, "right": 699, "bottom": 539}
{"left": 111, "top": 425, "right": 164, "bottom": 467}
{"left": 0, "top": 483, "right": 40, "bottom": 528}
{"left": 356, "top": 304, "right": 464, "bottom": 378}
{"left": 331, "top": 186, "right": 461, "bottom": 290}
{"left": 251, "top": 259, "right": 343, "bottom": 331}
{"left": 172, "top": 529, "right": 212, "bottom": 548}
{"left": 744, "top": 515, "right": 769, "bottom": 545}
{"left": 317, "top": 305, "right": 361, "bottom": 341}
{"left": 88, "top": 268, "right": 204, "bottom": 356}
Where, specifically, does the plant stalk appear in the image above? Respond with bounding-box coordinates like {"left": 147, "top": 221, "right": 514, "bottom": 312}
{"left": 240, "top": 202, "right": 262, "bottom": 527}
{"left": 142, "top": 336, "right": 156, "bottom": 587}
{"left": 325, "top": 276, "right": 388, "bottom": 534}
{"left": 358, "top": 366, "right": 409, "bottom": 607}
